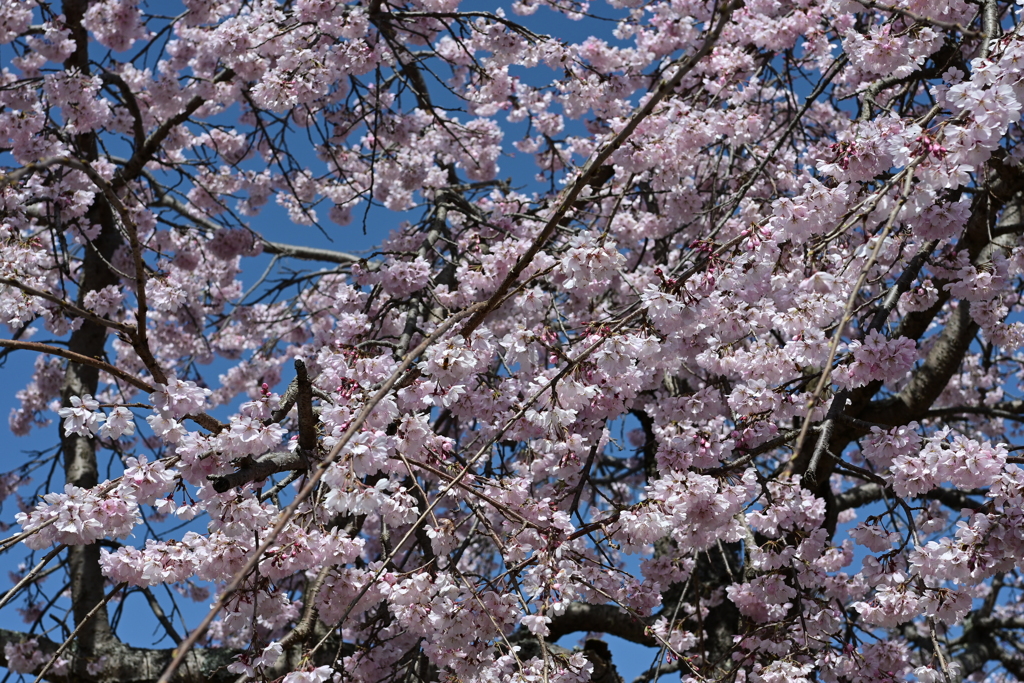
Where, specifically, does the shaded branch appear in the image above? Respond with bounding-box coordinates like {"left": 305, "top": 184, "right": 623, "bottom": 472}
{"left": 543, "top": 603, "right": 656, "bottom": 647}
{"left": 138, "top": 587, "right": 183, "bottom": 646}
{"left": 834, "top": 481, "right": 986, "bottom": 512}
{"left": 207, "top": 450, "right": 311, "bottom": 494}
{"left": 114, "top": 69, "right": 235, "bottom": 189}
{"left": 0, "top": 627, "right": 239, "bottom": 683}
{"left": 295, "top": 359, "right": 318, "bottom": 454}
{"left": 36, "top": 582, "right": 128, "bottom": 681}
{"left": 924, "top": 401, "right": 1024, "bottom": 422}
{"left": 100, "top": 71, "right": 146, "bottom": 153}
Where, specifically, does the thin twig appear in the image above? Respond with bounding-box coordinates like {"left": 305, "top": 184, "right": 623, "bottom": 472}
{"left": 32, "top": 582, "right": 128, "bottom": 683}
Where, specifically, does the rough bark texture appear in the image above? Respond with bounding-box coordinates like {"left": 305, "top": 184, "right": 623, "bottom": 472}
{"left": 0, "top": 629, "right": 238, "bottom": 683}
{"left": 59, "top": 0, "right": 120, "bottom": 657}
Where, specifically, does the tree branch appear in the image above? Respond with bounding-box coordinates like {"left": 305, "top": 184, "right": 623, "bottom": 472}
{"left": 544, "top": 603, "right": 656, "bottom": 647}
{"left": 0, "top": 627, "right": 239, "bottom": 683}
{"left": 100, "top": 71, "right": 146, "bottom": 153}
{"left": 0, "top": 339, "right": 154, "bottom": 393}
{"left": 158, "top": 302, "right": 487, "bottom": 683}
{"left": 207, "top": 450, "right": 311, "bottom": 494}
{"left": 154, "top": 193, "right": 360, "bottom": 264}
{"left": 0, "top": 278, "right": 134, "bottom": 335}
{"left": 114, "top": 69, "right": 235, "bottom": 189}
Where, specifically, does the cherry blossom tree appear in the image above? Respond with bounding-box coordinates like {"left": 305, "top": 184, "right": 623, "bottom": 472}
{"left": 2, "top": 0, "right": 1024, "bottom": 681}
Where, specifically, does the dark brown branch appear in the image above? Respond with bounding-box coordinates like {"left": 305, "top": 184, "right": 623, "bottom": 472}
{"left": 37, "top": 582, "right": 128, "bottom": 680}
{"left": 858, "top": 160, "right": 1024, "bottom": 428}
{"left": 0, "top": 627, "right": 239, "bottom": 683}
{"left": 867, "top": 239, "right": 941, "bottom": 332}
{"left": 632, "top": 658, "right": 685, "bottom": 683}
{"left": 0, "top": 278, "right": 134, "bottom": 334}
{"left": 804, "top": 240, "right": 940, "bottom": 486}
{"left": 569, "top": 444, "right": 599, "bottom": 518}
{"left": 0, "top": 156, "right": 75, "bottom": 190}
{"left": 114, "top": 69, "right": 235, "bottom": 189}
{"left": 0, "top": 339, "right": 154, "bottom": 392}
{"left": 834, "top": 481, "right": 986, "bottom": 512}
{"left": 924, "top": 401, "right": 1024, "bottom": 422}
{"left": 269, "top": 376, "right": 300, "bottom": 424}
{"left": 207, "top": 450, "right": 311, "bottom": 494}
{"left": 100, "top": 71, "right": 146, "bottom": 153}
{"left": 0, "top": 339, "right": 225, "bottom": 433}
{"left": 544, "top": 603, "right": 656, "bottom": 647}
{"left": 0, "top": 544, "right": 66, "bottom": 612}
{"left": 368, "top": 4, "right": 435, "bottom": 111}
{"left": 139, "top": 587, "right": 183, "bottom": 646}
{"left": 295, "top": 359, "right": 318, "bottom": 454}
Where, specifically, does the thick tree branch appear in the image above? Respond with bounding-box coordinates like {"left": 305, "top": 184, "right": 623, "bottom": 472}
{"left": 544, "top": 603, "right": 656, "bottom": 647}
{"left": 207, "top": 450, "right": 310, "bottom": 494}
{"left": 835, "top": 481, "right": 986, "bottom": 512}
{"left": 295, "top": 359, "right": 318, "bottom": 454}
{"left": 0, "top": 628, "right": 239, "bottom": 683}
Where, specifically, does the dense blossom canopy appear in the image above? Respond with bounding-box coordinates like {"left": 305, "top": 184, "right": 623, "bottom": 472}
{"left": 2, "top": 0, "right": 1024, "bottom": 682}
